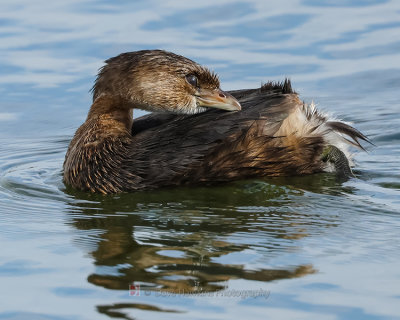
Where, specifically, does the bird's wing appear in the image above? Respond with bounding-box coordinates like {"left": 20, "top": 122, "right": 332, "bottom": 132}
{"left": 127, "top": 82, "right": 370, "bottom": 188}
{"left": 126, "top": 89, "right": 301, "bottom": 188}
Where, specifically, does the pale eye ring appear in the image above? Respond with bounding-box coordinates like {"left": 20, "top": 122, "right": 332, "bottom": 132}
{"left": 185, "top": 74, "right": 198, "bottom": 87}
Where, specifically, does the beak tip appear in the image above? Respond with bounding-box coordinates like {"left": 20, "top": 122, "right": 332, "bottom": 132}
{"left": 227, "top": 97, "right": 241, "bottom": 112}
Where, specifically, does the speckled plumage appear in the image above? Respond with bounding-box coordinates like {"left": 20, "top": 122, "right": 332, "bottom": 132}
{"left": 63, "top": 50, "right": 369, "bottom": 193}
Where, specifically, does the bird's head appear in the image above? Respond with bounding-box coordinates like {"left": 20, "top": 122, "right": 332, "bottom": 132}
{"left": 92, "top": 50, "right": 241, "bottom": 114}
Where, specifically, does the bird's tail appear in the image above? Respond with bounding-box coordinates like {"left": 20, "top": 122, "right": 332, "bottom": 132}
{"left": 276, "top": 101, "right": 371, "bottom": 176}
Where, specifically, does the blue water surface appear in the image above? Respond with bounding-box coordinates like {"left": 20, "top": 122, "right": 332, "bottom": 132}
{"left": 0, "top": 1, "right": 399, "bottom": 319}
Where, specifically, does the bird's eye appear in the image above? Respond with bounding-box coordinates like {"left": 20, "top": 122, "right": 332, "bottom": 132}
{"left": 185, "top": 74, "right": 198, "bottom": 87}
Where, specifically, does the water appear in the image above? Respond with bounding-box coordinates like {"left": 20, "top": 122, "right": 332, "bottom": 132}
{"left": 1, "top": 1, "right": 399, "bottom": 319}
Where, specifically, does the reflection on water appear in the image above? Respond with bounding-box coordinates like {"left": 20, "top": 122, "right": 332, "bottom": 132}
{"left": 59, "top": 172, "right": 399, "bottom": 319}
{"left": 67, "top": 184, "right": 319, "bottom": 292}
{"left": 65, "top": 181, "right": 324, "bottom": 317}
{"left": 1, "top": 0, "right": 400, "bottom": 319}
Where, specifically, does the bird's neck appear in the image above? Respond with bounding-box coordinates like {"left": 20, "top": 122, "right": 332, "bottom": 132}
{"left": 87, "top": 94, "right": 133, "bottom": 132}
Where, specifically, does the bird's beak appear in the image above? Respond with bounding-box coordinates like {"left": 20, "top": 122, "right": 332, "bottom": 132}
{"left": 196, "top": 89, "right": 241, "bottom": 111}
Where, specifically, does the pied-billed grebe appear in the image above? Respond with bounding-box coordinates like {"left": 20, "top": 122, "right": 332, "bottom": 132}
{"left": 63, "top": 50, "right": 369, "bottom": 193}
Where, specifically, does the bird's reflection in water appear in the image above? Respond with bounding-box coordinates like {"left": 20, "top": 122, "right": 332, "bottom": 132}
{"left": 64, "top": 175, "right": 346, "bottom": 319}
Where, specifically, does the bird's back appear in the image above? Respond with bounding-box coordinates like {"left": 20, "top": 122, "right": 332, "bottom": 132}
{"left": 125, "top": 81, "right": 367, "bottom": 190}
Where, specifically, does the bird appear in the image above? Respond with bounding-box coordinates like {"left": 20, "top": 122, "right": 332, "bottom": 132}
{"left": 63, "top": 49, "right": 369, "bottom": 194}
